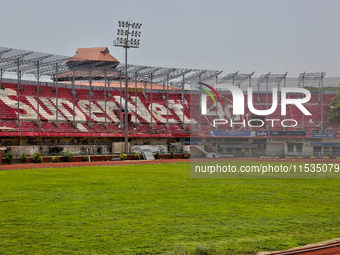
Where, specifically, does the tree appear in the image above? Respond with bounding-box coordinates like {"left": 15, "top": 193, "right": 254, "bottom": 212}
{"left": 62, "top": 150, "right": 74, "bottom": 162}
{"left": 32, "top": 152, "right": 43, "bottom": 163}
{"left": 169, "top": 149, "right": 174, "bottom": 159}
{"left": 328, "top": 91, "right": 340, "bottom": 122}
{"left": 5, "top": 153, "right": 13, "bottom": 163}
{"left": 51, "top": 156, "right": 59, "bottom": 162}
{"left": 21, "top": 153, "right": 28, "bottom": 162}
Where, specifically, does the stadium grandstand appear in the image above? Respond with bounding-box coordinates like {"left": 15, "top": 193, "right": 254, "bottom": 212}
{"left": 0, "top": 46, "right": 339, "bottom": 158}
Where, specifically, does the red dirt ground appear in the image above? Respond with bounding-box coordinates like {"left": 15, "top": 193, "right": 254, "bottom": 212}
{"left": 0, "top": 157, "right": 339, "bottom": 171}
{"left": 261, "top": 240, "right": 340, "bottom": 255}
{"left": 0, "top": 158, "right": 192, "bottom": 170}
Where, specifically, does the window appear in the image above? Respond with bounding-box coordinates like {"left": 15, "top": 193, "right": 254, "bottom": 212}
{"left": 313, "top": 147, "right": 322, "bottom": 156}
{"left": 332, "top": 147, "right": 340, "bottom": 154}
{"left": 296, "top": 144, "right": 302, "bottom": 153}
{"left": 324, "top": 147, "right": 331, "bottom": 155}
{"left": 288, "top": 144, "right": 294, "bottom": 152}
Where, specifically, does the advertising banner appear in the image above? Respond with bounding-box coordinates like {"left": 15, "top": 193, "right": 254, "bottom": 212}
{"left": 270, "top": 131, "right": 306, "bottom": 136}
{"left": 255, "top": 131, "right": 268, "bottom": 136}
{"left": 312, "top": 133, "right": 335, "bottom": 138}
{"left": 311, "top": 143, "right": 340, "bottom": 147}
{"left": 209, "top": 131, "right": 256, "bottom": 137}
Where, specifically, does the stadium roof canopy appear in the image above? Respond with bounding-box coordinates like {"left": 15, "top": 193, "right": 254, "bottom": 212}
{"left": 0, "top": 47, "right": 222, "bottom": 87}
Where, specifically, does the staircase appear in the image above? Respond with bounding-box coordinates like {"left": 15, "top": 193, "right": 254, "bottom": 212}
{"left": 142, "top": 149, "right": 155, "bottom": 160}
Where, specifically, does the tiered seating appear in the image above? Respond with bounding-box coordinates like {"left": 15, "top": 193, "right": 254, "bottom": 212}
{"left": 41, "top": 122, "right": 59, "bottom": 132}
{"left": 1, "top": 120, "right": 18, "bottom": 129}
{"left": 21, "top": 121, "right": 37, "bottom": 131}
{"left": 0, "top": 82, "right": 337, "bottom": 137}
{"left": 188, "top": 92, "right": 338, "bottom": 134}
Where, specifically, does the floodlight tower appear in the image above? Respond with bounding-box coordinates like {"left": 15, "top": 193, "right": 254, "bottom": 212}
{"left": 114, "top": 20, "right": 142, "bottom": 153}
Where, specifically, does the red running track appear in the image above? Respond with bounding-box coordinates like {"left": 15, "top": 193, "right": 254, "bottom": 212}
{"left": 0, "top": 158, "right": 339, "bottom": 171}
{"left": 263, "top": 241, "right": 340, "bottom": 255}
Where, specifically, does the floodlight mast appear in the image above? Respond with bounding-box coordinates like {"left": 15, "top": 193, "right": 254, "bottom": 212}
{"left": 114, "top": 20, "right": 142, "bottom": 153}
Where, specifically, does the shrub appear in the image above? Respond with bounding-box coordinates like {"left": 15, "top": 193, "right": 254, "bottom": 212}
{"left": 285, "top": 156, "right": 291, "bottom": 159}
{"left": 134, "top": 153, "right": 140, "bottom": 160}
{"left": 32, "top": 152, "right": 43, "bottom": 163}
{"left": 310, "top": 156, "right": 316, "bottom": 159}
{"left": 323, "top": 156, "right": 330, "bottom": 160}
{"left": 183, "top": 153, "right": 189, "bottom": 159}
{"left": 274, "top": 156, "right": 280, "bottom": 159}
{"left": 154, "top": 151, "right": 159, "bottom": 159}
{"left": 82, "top": 155, "right": 89, "bottom": 162}
{"left": 51, "top": 156, "right": 59, "bottom": 162}
{"left": 260, "top": 156, "right": 265, "bottom": 159}
{"left": 169, "top": 149, "right": 174, "bottom": 159}
{"left": 119, "top": 153, "right": 127, "bottom": 161}
{"left": 21, "top": 153, "right": 28, "bottom": 162}
{"left": 61, "top": 150, "right": 74, "bottom": 162}
{"left": 298, "top": 156, "right": 304, "bottom": 159}
{"left": 5, "top": 152, "right": 13, "bottom": 163}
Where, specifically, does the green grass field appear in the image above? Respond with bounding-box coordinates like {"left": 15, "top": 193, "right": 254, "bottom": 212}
{"left": 1, "top": 161, "right": 340, "bottom": 254}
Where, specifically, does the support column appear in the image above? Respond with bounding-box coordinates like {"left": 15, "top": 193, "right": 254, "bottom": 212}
{"left": 124, "top": 46, "right": 129, "bottom": 153}
{"left": 119, "top": 71, "right": 122, "bottom": 121}
{"left": 248, "top": 75, "right": 252, "bottom": 130}
{"left": 135, "top": 72, "right": 138, "bottom": 124}
{"left": 167, "top": 73, "right": 169, "bottom": 125}
{"left": 72, "top": 69, "right": 75, "bottom": 123}
{"left": 108, "top": 79, "right": 111, "bottom": 124}
{"left": 55, "top": 63, "right": 59, "bottom": 123}
{"left": 104, "top": 69, "right": 107, "bottom": 124}
{"left": 199, "top": 75, "right": 201, "bottom": 126}
{"left": 150, "top": 73, "right": 153, "bottom": 124}
{"left": 89, "top": 68, "right": 92, "bottom": 125}
{"left": 37, "top": 61, "right": 40, "bottom": 122}
{"left": 182, "top": 74, "right": 185, "bottom": 124}
{"left": 283, "top": 76, "right": 286, "bottom": 121}
{"left": 162, "top": 81, "right": 165, "bottom": 97}
{"left": 302, "top": 73, "right": 305, "bottom": 128}
{"left": 231, "top": 75, "right": 234, "bottom": 124}
{"left": 17, "top": 59, "right": 20, "bottom": 121}
{"left": 321, "top": 73, "right": 324, "bottom": 131}
{"left": 0, "top": 68, "right": 3, "bottom": 88}
{"left": 266, "top": 75, "right": 268, "bottom": 122}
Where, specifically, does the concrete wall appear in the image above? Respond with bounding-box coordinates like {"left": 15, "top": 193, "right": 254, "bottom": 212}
{"left": 131, "top": 145, "right": 168, "bottom": 154}
{"left": 266, "top": 143, "right": 284, "bottom": 156}
{"left": 6, "top": 144, "right": 112, "bottom": 157}
{"left": 112, "top": 142, "right": 130, "bottom": 153}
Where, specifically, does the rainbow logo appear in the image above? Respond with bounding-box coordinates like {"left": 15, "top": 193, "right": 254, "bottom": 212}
{"left": 198, "top": 82, "right": 222, "bottom": 115}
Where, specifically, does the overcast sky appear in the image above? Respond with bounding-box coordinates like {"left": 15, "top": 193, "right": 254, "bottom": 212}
{"left": 1, "top": 0, "right": 339, "bottom": 77}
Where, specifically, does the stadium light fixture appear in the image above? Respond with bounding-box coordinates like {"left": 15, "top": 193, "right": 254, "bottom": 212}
{"left": 113, "top": 19, "right": 142, "bottom": 153}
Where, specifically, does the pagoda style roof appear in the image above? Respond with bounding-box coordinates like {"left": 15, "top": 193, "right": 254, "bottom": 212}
{"left": 66, "top": 47, "right": 120, "bottom": 68}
